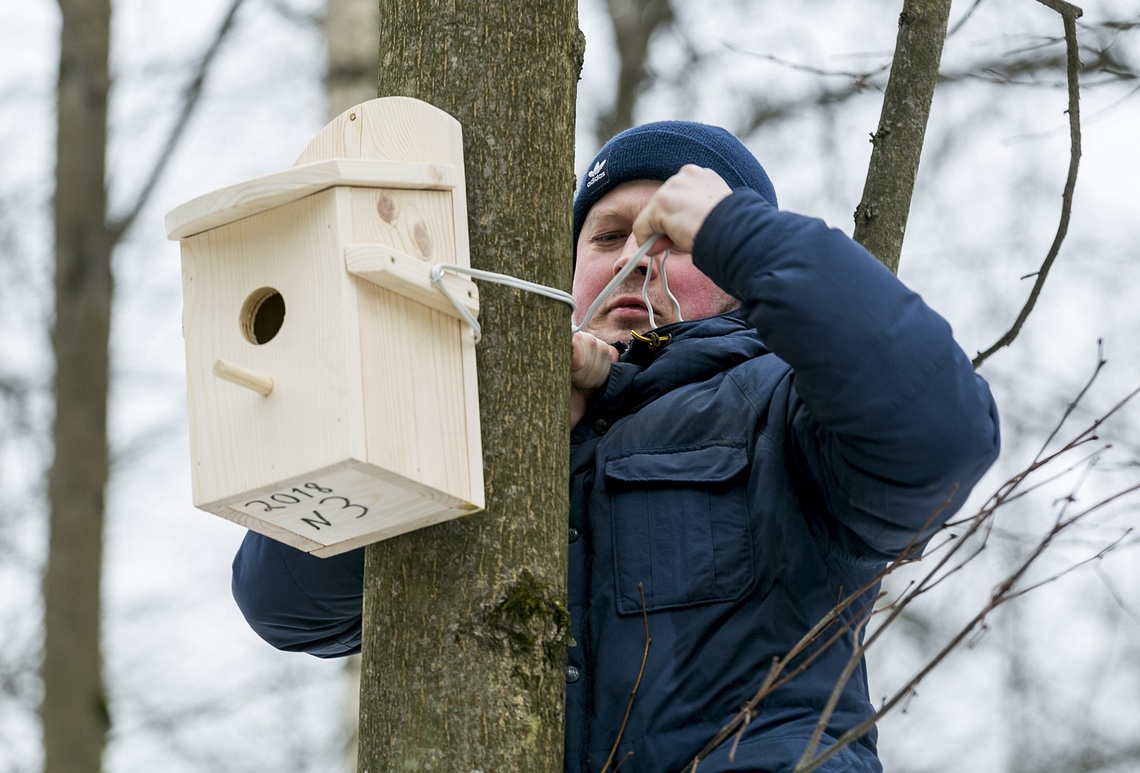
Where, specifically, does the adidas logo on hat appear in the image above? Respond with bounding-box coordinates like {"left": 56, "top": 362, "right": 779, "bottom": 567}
{"left": 586, "top": 158, "right": 608, "bottom": 188}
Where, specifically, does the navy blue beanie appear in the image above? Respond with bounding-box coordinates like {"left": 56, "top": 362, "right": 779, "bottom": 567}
{"left": 572, "top": 121, "right": 778, "bottom": 248}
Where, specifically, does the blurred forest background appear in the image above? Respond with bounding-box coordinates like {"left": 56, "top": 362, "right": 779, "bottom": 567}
{"left": 1, "top": 0, "right": 1139, "bottom": 771}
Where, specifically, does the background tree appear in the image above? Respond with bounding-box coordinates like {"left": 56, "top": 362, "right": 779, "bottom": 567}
{"left": 355, "top": 0, "right": 581, "bottom": 768}
{"left": 851, "top": 0, "right": 951, "bottom": 273}
{"left": 43, "top": 1, "right": 113, "bottom": 769}
{"left": 5, "top": 1, "right": 329, "bottom": 771}
{"left": 323, "top": 0, "right": 379, "bottom": 120}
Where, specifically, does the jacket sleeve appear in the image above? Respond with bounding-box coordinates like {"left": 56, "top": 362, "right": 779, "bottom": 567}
{"left": 693, "top": 188, "right": 1000, "bottom": 559}
{"left": 231, "top": 530, "right": 364, "bottom": 657}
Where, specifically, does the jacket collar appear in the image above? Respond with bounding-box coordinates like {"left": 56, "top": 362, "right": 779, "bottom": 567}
{"left": 594, "top": 311, "right": 767, "bottom": 417}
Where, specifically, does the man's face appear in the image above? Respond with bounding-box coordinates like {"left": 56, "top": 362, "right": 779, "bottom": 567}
{"left": 572, "top": 180, "right": 739, "bottom": 345}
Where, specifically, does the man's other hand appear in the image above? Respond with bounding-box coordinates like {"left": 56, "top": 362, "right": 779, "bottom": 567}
{"left": 571, "top": 331, "right": 618, "bottom": 428}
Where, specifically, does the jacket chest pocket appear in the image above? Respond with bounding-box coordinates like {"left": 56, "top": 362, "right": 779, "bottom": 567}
{"left": 606, "top": 444, "right": 755, "bottom": 615}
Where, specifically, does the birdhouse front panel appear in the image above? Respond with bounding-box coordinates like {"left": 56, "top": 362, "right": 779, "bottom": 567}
{"left": 181, "top": 189, "right": 366, "bottom": 506}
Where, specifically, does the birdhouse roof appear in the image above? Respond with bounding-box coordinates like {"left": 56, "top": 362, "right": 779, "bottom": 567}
{"left": 165, "top": 158, "right": 459, "bottom": 240}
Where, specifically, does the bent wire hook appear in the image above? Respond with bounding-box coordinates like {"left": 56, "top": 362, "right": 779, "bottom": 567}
{"left": 430, "top": 233, "right": 682, "bottom": 343}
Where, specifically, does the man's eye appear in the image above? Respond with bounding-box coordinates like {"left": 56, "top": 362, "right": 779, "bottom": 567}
{"left": 591, "top": 232, "right": 627, "bottom": 246}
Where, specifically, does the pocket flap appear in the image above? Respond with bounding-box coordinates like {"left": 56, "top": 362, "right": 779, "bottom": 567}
{"left": 606, "top": 444, "right": 748, "bottom": 486}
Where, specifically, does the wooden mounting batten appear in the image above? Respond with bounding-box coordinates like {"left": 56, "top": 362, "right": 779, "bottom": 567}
{"left": 345, "top": 244, "right": 479, "bottom": 320}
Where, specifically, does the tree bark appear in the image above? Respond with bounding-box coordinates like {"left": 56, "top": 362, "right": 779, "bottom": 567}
{"left": 358, "top": 1, "right": 582, "bottom": 771}
{"left": 43, "top": 0, "right": 113, "bottom": 771}
{"left": 852, "top": 0, "right": 952, "bottom": 274}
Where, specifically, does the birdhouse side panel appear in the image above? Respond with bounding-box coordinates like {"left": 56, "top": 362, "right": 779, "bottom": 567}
{"left": 357, "top": 290, "right": 478, "bottom": 504}
{"left": 351, "top": 187, "right": 457, "bottom": 264}
{"left": 347, "top": 187, "right": 483, "bottom": 509}
{"left": 180, "top": 189, "right": 367, "bottom": 508}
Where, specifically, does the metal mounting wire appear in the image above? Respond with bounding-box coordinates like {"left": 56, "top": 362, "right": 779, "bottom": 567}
{"left": 430, "top": 233, "right": 682, "bottom": 343}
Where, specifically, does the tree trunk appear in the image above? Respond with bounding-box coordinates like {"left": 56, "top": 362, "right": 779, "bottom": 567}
{"left": 42, "top": 0, "right": 113, "bottom": 771}
{"left": 357, "top": 1, "right": 582, "bottom": 771}
{"left": 852, "top": 0, "right": 952, "bottom": 273}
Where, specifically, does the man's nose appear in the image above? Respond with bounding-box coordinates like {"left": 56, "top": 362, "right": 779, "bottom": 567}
{"left": 612, "top": 234, "right": 650, "bottom": 276}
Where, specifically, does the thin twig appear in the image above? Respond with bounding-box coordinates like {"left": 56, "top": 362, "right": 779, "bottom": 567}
{"left": 682, "top": 357, "right": 1138, "bottom": 773}
{"left": 795, "top": 403, "right": 1134, "bottom": 772}
{"left": 947, "top": 0, "right": 988, "bottom": 38}
{"left": 1033, "top": 341, "right": 1104, "bottom": 465}
{"left": 107, "top": 0, "right": 249, "bottom": 239}
{"left": 942, "top": 443, "right": 1109, "bottom": 530}
{"left": 600, "top": 582, "right": 652, "bottom": 773}
{"left": 1094, "top": 564, "right": 1140, "bottom": 626}
{"left": 796, "top": 608, "right": 875, "bottom": 767}
{"left": 727, "top": 707, "right": 752, "bottom": 761}
{"left": 973, "top": 1, "right": 1084, "bottom": 368}
{"left": 794, "top": 486, "right": 1130, "bottom": 773}
{"left": 724, "top": 44, "right": 890, "bottom": 89}
{"left": 1004, "top": 526, "right": 1133, "bottom": 601}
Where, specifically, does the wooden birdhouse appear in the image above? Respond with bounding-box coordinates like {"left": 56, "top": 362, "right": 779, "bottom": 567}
{"left": 165, "top": 97, "right": 483, "bottom": 557}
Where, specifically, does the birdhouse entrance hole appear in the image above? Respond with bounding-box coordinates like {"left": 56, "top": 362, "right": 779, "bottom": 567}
{"left": 241, "top": 287, "right": 286, "bottom": 345}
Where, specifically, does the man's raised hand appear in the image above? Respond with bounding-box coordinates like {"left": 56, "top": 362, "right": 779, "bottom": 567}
{"left": 632, "top": 165, "right": 732, "bottom": 255}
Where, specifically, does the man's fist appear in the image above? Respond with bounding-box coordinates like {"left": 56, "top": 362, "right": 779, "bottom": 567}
{"left": 571, "top": 331, "right": 618, "bottom": 427}
{"left": 632, "top": 165, "right": 732, "bottom": 255}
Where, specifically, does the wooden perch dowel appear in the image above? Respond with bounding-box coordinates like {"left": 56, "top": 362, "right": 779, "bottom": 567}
{"left": 213, "top": 359, "right": 274, "bottom": 396}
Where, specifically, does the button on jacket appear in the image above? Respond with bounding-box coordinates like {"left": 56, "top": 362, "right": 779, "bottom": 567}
{"left": 232, "top": 188, "right": 1000, "bottom": 773}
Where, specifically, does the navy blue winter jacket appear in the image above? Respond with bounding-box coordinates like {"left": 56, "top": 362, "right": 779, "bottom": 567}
{"left": 232, "top": 188, "right": 1000, "bottom": 772}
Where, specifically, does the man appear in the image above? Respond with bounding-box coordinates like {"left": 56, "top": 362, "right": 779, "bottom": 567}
{"left": 232, "top": 122, "right": 1000, "bottom": 772}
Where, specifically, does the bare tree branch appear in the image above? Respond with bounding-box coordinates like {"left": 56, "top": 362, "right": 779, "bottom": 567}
{"left": 947, "top": 0, "right": 988, "bottom": 38}
{"left": 797, "top": 484, "right": 1137, "bottom": 773}
{"left": 676, "top": 353, "right": 1140, "bottom": 773}
{"left": 1094, "top": 564, "right": 1140, "bottom": 626}
{"left": 263, "top": 0, "right": 321, "bottom": 26}
{"left": 973, "top": 2, "right": 1084, "bottom": 367}
{"left": 596, "top": 0, "right": 675, "bottom": 143}
{"left": 107, "top": 0, "right": 250, "bottom": 240}
{"left": 600, "top": 583, "right": 652, "bottom": 773}
{"left": 726, "top": 10, "right": 1137, "bottom": 139}
{"left": 852, "top": 0, "right": 954, "bottom": 273}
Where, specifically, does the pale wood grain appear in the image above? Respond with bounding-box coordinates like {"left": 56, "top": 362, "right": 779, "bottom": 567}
{"left": 296, "top": 97, "right": 464, "bottom": 168}
{"left": 212, "top": 358, "right": 274, "bottom": 396}
{"left": 171, "top": 97, "right": 484, "bottom": 554}
{"left": 166, "top": 159, "right": 458, "bottom": 240}
{"left": 181, "top": 190, "right": 367, "bottom": 506}
{"left": 345, "top": 244, "right": 480, "bottom": 320}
